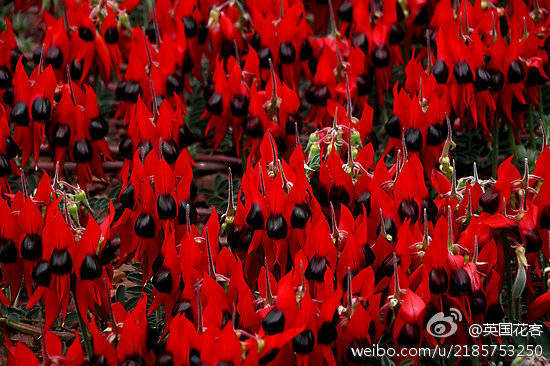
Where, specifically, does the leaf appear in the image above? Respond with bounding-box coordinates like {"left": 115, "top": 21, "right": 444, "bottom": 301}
{"left": 110, "top": 184, "right": 122, "bottom": 200}
{"left": 126, "top": 285, "right": 143, "bottom": 296}
{"left": 116, "top": 285, "right": 126, "bottom": 303}
{"left": 89, "top": 197, "right": 110, "bottom": 216}
{"left": 124, "top": 297, "right": 140, "bottom": 312}
{"left": 127, "top": 272, "right": 143, "bottom": 285}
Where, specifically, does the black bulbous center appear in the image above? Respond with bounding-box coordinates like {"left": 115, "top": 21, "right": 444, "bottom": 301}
{"left": 246, "top": 203, "right": 265, "bottom": 230}
{"left": 104, "top": 27, "right": 119, "bottom": 44}
{"left": 397, "top": 322, "right": 420, "bottom": 347}
{"left": 266, "top": 214, "right": 287, "bottom": 240}
{"left": 88, "top": 354, "right": 110, "bottom": 366}
{"left": 305, "top": 256, "right": 327, "bottom": 282}
{"left": 429, "top": 267, "right": 448, "bottom": 294}
{"left": 372, "top": 45, "right": 390, "bottom": 68}
{"left": 80, "top": 254, "right": 102, "bottom": 280}
{"left": 3, "top": 86, "right": 14, "bottom": 106}
{"left": 157, "top": 194, "right": 177, "bottom": 220}
{"left": 161, "top": 140, "right": 179, "bottom": 164}
{"left": 258, "top": 48, "right": 272, "bottom": 69}
{"left": 259, "top": 348, "right": 279, "bottom": 365}
{"left": 119, "top": 184, "right": 135, "bottom": 209}
{"left": 78, "top": 27, "right": 95, "bottom": 42}
{"left": 290, "top": 203, "right": 311, "bottom": 229}
{"left": 432, "top": 59, "right": 449, "bottom": 84}
{"left": 134, "top": 213, "right": 156, "bottom": 238}
{"left": 0, "top": 154, "right": 10, "bottom": 177}
{"left": 5, "top": 136, "right": 18, "bottom": 159}
{"left": 329, "top": 185, "right": 350, "bottom": 207}
{"left": 183, "top": 17, "right": 197, "bottom": 37}
{"left": 362, "top": 243, "right": 375, "bottom": 266}
{"left": 426, "top": 123, "right": 447, "bottom": 146}
{"left": 489, "top": 69, "right": 504, "bottom": 91}
{"left": 52, "top": 123, "right": 71, "bottom": 147}
{"left": 404, "top": 128, "right": 423, "bottom": 152}
{"left": 507, "top": 60, "right": 525, "bottom": 83}
{"left": 470, "top": 291, "right": 487, "bottom": 314}
{"left": 385, "top": 115, "right": 401, "bottom": 138}
{"left": 262, "top": 308, "right": 285, "bottom": 335}
{"left": 70, "top": 59, "right": 83, "bottom": 80}
{"left": 89, "top": 118, "right": 108, "bottom": 140}
{"left": 177, "top": 200, "right": 197, "bottom": 226}
{"left": 356, "top": 72, "right": 373, "bottom": 95}
{"left": 279, "top": 42, "right": 296, "bottom": 64}
{"left": 73, "top": 139, "right": 92, "bottom": 163}
{"left": 525, "top": 229, "right": 542, "bottom": 253}
{"left": 121, "top": 354, "right": 145, "bottom": 366}
{"left": 20, "top": 233, "right": 42, "bottom": 261}
{"left": 479, "top": 187, "right": 500, "bottom": 214}
{"left": 299, "top": 39, "right": 313, "bottom": 61}
{"left": 0, "top": 66, "right": 12, "bottom": 89}
{"left": 377, "top": 217, "right": 397, "bottom": 240}
{"left": 123, "top": 81, "right": 142, "bottom": 103}
{"left": 540, "top": 206, "right": 550, "bottom": 229}
{"left": 50, "top": 249, "right": 73, "bottom": 275}
{"left": 389, "top": 23, "right": 405, "bottom": 45}
{"left": 354, "top": 190, "right": 371, "bottom": 216}
{"left": 179, "top": 124, "right": 194, "bottom": 147}
{"left": 351, "top": 33, "right": 368, "bottom": 54}
{"left": 338, "top": 1, "right": 353, "bottom": 22}
{"left": 138, "top": 140, "right": 153, "bottom": 162}
{"left": 45, "top": 46, "right": 63, "bottom": 69}
{"left": 10, "top": 102, "right": 30, "bottom": 126}
{"left": 172, "top": 300, "right": 194, "bottom": 320}
{"left": 230, "top": 94, "right": 249, "bottom": 117}
{"left": 155, "top": 352, "right": 174, "bottom": 366}
{"left": 100, "top": 240, "right": 117, "bottom": 266}
{"left": 398, "top": 199, "right": 420, "bottom": 223}
{"left": 227, "top": 224, "right": 254, "bottom": 251}
{"left": 166, "top": 74, "right": 183, "bottom": 96}
{"left": 152, "top": 267, "right": 173, "bottom": 293}
{"left": 317, "top": 321, "right": 338, "bottom": 345}
{"left": 32, "top": 260, "right": 52, "bottom": 287}
{"left": 453, "top": 61, "right": 473, "bottom": 84}
{"left": 0, "top": 237, "right": 17, "bottom": 263}
{"left": 421, "top": 197, "right": 438, "bottom": 223}
{"left": 243, "top": 116, "right": 263, "bottom": 138}
{"left": 206, "top": 92, "right": 223, "bottom": 115}
{"left": 292, "top": 329, "right": 315, "bottom": 354}
{"left": 474, "top": 68, "right": 491, "bottom": 91}
{"left": 450, "top": 268, "right": 472, "bottom": 296}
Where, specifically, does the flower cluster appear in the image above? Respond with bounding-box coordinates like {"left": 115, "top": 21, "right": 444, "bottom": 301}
{"left": 0, "top": 0, "right": 549, "bottom": 365}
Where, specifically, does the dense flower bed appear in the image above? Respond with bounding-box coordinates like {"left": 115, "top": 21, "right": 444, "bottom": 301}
{"left": 0, "top": 0, "right": 549, "bottom": 365}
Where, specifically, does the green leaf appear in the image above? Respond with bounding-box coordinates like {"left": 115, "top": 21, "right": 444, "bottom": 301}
{"left": 124, "top": 297, "right": 140, "bottom": 312}
{"left": 110, "top": 184, "right": 122, "bottom": 200}
{"left": 89, "top": 197, "right": 110, "bottom": 216}
{"left": 116, "top": 285, "right": 126, "bottom": 303}
{"left": 126, "top": 285, "right": 143, "bottom": 296}
{"left": 127, "top": 272, "right": 143, "bottom": 285}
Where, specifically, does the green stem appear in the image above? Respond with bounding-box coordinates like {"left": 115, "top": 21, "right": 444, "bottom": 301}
{"left": 492, "top": 121, "right": 499, "bottom": 178}
{"left": 507, "top": 123, "right": 517, "bottom": 160}
{"left": 528, "top": 107, "right": 536, "bottom": 150}
{"left": 73, "top": 293, "right": 93, "bottom": 358}
{"left": 0, "top": 317, "right": 74, "bottom": 341}
{"left": 502, "top": 234, "right": 514, "bottom": 321}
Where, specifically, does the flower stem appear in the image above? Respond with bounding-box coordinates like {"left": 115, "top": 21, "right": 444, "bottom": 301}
{"left": 492, "top": 121, "right": 499, "bottom": 178}
{"left": 0, "top": 317, "right": 74, "bottom": 341}
{"left": 527, "top": 106, "right": 536, "bottom": 150}
{"left": 72, "top": 292, "right": 93, "bottom": 358}
{"left": 507, "top": 123, "right": 517, "bottom": 161}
